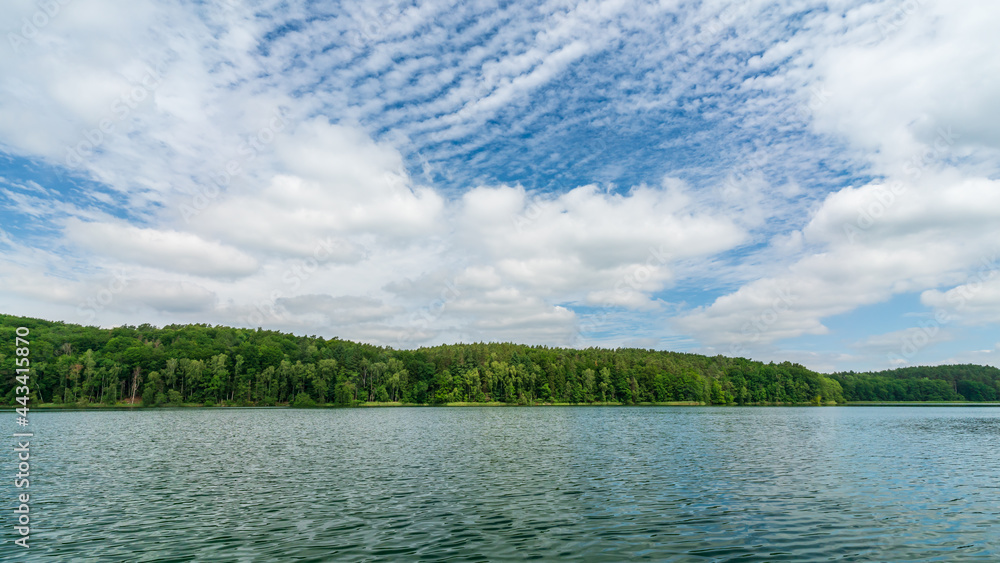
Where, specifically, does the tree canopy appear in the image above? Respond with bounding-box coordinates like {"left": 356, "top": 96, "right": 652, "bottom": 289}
{"left": 3, "top": 314, "right": 996, "bottom": 407}
{"left": 831, "top": 365, "right": 1000, "bottom": 402}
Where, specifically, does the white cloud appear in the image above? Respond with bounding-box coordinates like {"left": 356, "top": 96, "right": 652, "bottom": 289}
{"left": 445, "top": 288, "right": 579, "bottom": 345}
{"left": 64, "top": 219, "right": 259, "bottom": 278}
{"left": 807, "top": 1, "right": 1000, "bottom": 166}
{"left": 1, "top": 0, "right": 999, "bottom": 371}
{"left": 678, "top": 173, "right": 1000, "bottom": 354}
{"left": 922, "top": 261, "right": 1000, "bottom": 325}
{"left": 674, "top": 0, "right": 1000, "bottom": 360}
{"left": 937, "top": 342, "right": 1000, "bottom": 368}
{"left": 186, "top": 118, "right": 445, "bottom": 256}
{"left": 456, "top": 180, "right": 745, "bottom": 305}
{"left": 277, "top": 294, "right": 401, "bottom": 324}
{"left": 117, "top": 279, "right": 217, "bottom": 313}
{"left": 853, "top": 326, "right": 956, "bottom": 355}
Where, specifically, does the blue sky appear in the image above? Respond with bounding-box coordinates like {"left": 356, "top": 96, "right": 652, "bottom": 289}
{"left": 1, "top": 0, "right": 999, "bottom": 372}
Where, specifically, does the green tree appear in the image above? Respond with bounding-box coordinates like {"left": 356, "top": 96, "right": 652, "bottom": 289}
{"left": 292, "top": 391, "right": 316, "bottom": 408}
{"left": 335, "top": 381, "right": 355, "bottom": 406}
{"left": 207, "top": 354, "right": 229, "bottom": 402}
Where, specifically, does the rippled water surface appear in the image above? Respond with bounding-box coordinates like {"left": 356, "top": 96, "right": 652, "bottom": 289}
{"left": 11, "top": 407, "right": 1000, "bottom": 561}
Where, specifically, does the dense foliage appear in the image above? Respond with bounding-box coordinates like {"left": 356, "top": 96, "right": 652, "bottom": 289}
{"left": 2, "top": 314, "right": 850, "bottom": 406}
{"left": 832, "top": 365, "right": 1000, "bottom": 402}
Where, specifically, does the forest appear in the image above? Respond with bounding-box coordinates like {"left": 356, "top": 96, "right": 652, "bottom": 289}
{"left": 2, "top": 314, "right": 998, "bottom": 407}
{"left": 832, "top": 365, "right": 1000, "bottom": 402}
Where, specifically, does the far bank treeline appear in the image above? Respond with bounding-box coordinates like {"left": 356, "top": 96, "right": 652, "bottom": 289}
{"left": 2, "top": 314, "right": 998, "bottom": 407}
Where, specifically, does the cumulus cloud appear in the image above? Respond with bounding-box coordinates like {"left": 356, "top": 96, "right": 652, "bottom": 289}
{"left": 187, "top": 118, "right": 445, "bottom": 255}
{"left": 807, "top": 1, "right": 1000, "bottom": 167}
{"left": 922, "top": 260, "right": 1000, "bottom": 325}
{"left": 678, "top": 173, "right": 1000, "bottom": 354}
{"left": 457, "top": 180, "right": 745, "bottom": 304}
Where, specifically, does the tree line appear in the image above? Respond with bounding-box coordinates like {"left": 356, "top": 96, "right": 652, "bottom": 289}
{"left": 831, "top": 365, "right": 1000, "bottom": 402}
{"left": 2, "top": 314, "right": 995, "bottom": 407}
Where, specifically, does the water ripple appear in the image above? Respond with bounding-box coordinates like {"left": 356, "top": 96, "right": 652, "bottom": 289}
{"left": 9, "top": 407, "right": 1000, "bottom": 561}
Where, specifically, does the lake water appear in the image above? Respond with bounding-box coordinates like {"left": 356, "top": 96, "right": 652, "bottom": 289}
{"left": 9, "top": 407, "right": 1000, "bottom": 561}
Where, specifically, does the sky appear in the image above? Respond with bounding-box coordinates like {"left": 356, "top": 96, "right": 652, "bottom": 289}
{"left": 1, "top": 0, "right": 999, "bottom": 373}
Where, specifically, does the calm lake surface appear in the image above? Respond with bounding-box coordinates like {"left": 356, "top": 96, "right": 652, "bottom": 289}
{"left": 11, "top": 407, "right": 1000, "bottom": 561}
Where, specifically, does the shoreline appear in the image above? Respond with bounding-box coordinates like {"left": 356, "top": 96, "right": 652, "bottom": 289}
{"left": 19, "top": 400, "right": 1000, "bottom": 410}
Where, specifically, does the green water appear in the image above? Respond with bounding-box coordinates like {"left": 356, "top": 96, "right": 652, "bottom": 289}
{"left": 6, "top": 407, "right": 999, "bottom": 561}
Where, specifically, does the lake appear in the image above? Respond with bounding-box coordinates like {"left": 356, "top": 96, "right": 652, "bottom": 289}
{"left": 10, "top": 406, "right": 1000, "bottom": 561}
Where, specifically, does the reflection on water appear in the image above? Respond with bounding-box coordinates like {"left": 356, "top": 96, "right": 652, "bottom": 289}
{"left": 14, "top": 407, "right": 1000, "bottom": 561}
